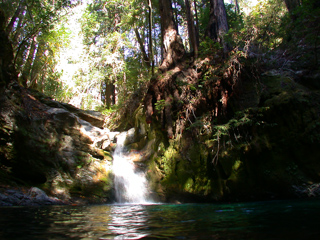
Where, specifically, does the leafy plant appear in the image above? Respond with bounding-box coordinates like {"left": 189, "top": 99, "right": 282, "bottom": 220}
{"left": 154, "top": 99, "right": 166, "bottom": 112}
{"left": 199, "top": 37, "right": 223, "bottom": 56}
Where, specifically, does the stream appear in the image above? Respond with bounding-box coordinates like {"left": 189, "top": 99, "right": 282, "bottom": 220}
{"left": 1, "top": 199, "right": 320, "bottom": 239}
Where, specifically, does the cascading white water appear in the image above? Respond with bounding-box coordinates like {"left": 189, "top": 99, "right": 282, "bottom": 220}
{"left": 112, "top": 132, "right": 150, "bottom": 204}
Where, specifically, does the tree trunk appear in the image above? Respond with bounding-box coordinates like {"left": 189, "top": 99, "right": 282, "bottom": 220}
{"left": 134, "top": 27, "right": 150, "bottom": 67}
{"left": 193, "top": 0, "right": 200, "bottom": 48}
{"left": 185, "top": 0, "right": 198, "bottom": 58}
{"left": 147, "top": 0, "right": 154, "bottom": 76}
{"left": 214, "top": 0, "right": 229, "bottom": 48}
{"left": 103, "top": 79, "right": 116, "bottom": 108}
{"left": 234, "top": 0, "right": 240, "bottom": 14}
{"left": 29, "top": 38, "right": 46, "bottom": 90}
{"left": 20, "top": 36, "right": 37, "bottom": 87}
{"left": 171, "top": 0, "right": 179, "bottom": 29}
{"left": 159, "top": 0, "right": 185, "bottom": 71}
{"left": 6, "top": 1, "right": 25, "bottom": 34}
{"left": 12, "top": 12, "right": 26, "bottom": 45}
{"left": 29, "top": 48, "right": 41, "bottom": 90}
{"left": 0, "top": 8, "right": 16, "bottom": 85}
{"left": 206, "top": 0, "right": 229, "bottom": 52}
{"left": 206, "top": 0, "right": 218, "bottom": 41}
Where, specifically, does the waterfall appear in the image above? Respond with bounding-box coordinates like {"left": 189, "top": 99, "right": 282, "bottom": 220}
{"left": 112, "top": 131, "right": 151, "bottom": 204}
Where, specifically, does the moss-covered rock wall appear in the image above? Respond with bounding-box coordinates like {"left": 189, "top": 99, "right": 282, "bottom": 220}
{"left": 129, "top": 68, "right": 320, "bottom": 203}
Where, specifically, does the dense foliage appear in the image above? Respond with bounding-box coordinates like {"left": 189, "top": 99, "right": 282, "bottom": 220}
{"left": 1, "top": 0, "right": 79, "bottom": 94}
{"left": 0, "top": 0, "right": 319, "bottom": 110}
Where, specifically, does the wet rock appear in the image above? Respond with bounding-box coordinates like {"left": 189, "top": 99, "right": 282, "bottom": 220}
{"left": 0, "top": 187, "right": 65, "bottom": 206}
{"left": 59, "top": 102, "right": 105, "bottom": 128}
{"left": 27, "top": 187, "right": 54, "bottom": 205}
{"left": 47, "top": 108, "right": 80, "bottom": 128}
{"left": 126, "top": 128, "right": 136, "bottom": 144}
{"left": 39, "top": 97, "right": 105, "bottom": 128}
{"left": 0, "top": 89, "right": 115, "bottom": 204}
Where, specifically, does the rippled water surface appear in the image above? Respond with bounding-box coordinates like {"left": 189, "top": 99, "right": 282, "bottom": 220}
{"left": 1, "top": 199, "right": 320, "bottom": 239}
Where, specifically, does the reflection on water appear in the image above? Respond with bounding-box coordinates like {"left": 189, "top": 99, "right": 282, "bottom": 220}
{"left": 108, "top": 205, "right": 149, "bottom": 239}
{"left": 1, "top": 199, "right": 320, "bottom": 239}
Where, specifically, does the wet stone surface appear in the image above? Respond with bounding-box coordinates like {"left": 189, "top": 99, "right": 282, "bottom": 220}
{"left": 0, "top": 187, "right": 65, "bottom": 206}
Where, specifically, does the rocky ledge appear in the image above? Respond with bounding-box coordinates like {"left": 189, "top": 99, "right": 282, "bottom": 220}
{"left": 0, "top": 85, "right": 124, "bottom": 206}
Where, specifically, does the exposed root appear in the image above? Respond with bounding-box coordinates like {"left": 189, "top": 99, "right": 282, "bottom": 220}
{"left": 143, "top": 51, "right": 245, "bottom": 140}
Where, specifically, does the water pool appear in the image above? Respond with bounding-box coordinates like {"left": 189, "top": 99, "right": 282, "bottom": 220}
{"left": 0, "top": 199, "right": 320, "bottom": 239}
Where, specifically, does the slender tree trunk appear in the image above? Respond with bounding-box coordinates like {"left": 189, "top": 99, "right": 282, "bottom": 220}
{"left": 233, "top": 0, "right": 240, "bottom": 14}
{"left": 171, "top": 0, "right": 179, "bottom": 29}
{"left": 12, "top": 13, "right": 26, "bottom": 45}
{"left": 20, "top": 35, "right": 37, "bottom": 87}
{"left": 185, "top": 0, "right": 198, "bottom": 58}
{"left": 134, "top": 27, "right": 150, "bottom": 66}
{"left": 6, "top": 0, "right": 25, "bottom": 34}
{"left": 29, "top": 38, "right": 47, "bottom": 90}
{"left": 147, "top": 0, "right": 154, "bottom": 76}
{"left": 29, "top": 47, "right": 41, "bottom": 90}
{"left": 193, "top": 0, "right": 200, "bottom": 48}
{"left": 159, "top": 0, "right": 185, "bottom": 71}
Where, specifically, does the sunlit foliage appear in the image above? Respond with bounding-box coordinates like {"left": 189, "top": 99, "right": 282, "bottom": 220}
{"left": 225, "top": 0, "right": 288, "bottom": 55}
{"left": 1, "top": 0, "right": 318, "bottom": 111}
{"left": 0, "top": 0, "right": 80, "bottom": 96}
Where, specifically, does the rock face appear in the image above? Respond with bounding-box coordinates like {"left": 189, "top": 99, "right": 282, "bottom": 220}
{"left": 0, "top": 85, "right": 119, "bottom": 205}
{"left": 125, "top": 69, "right": 320, "bottom": 203}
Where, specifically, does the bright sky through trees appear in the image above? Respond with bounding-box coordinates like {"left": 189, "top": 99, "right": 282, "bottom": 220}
{"left": 56, "top": 2, "right": 94, "bottom": 108}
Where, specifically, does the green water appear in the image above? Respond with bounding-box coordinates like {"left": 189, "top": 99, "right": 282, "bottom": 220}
{"left": 0, "top": 199, "right": 320, "bottom": 239}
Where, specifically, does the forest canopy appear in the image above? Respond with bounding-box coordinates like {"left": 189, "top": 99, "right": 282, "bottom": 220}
{"left": 0, "top": 0, "right": 319, "bottom": 111}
